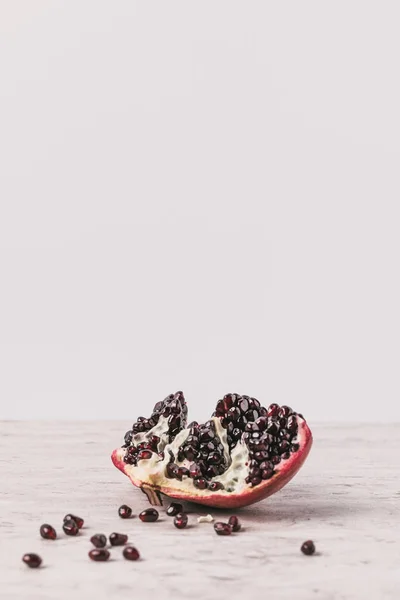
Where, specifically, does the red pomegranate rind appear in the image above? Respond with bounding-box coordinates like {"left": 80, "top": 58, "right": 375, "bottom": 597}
{"left": 112, "top": 411, "right": 312, "bottom": 509}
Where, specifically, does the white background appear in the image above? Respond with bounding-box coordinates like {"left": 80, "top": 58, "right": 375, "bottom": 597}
{"left": 0, "top": 1, "right": 398, "bottom": 421}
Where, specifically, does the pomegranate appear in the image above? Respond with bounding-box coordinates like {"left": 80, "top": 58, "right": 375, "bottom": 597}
{"left": 112, "top": 391, "right": 312, "bottom": 509}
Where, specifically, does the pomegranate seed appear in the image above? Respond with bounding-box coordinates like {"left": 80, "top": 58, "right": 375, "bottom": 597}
{"left": 63, "top": 514, "right": 84, "bottom": 529}
{"left": 22, "top": 553, "right": 42, "bottom": 568}
{"left": 109, "top": 533, "right": 128, "bottom": 546}
{"left": 208, "top": 481, "right": 224, "bottom": 491}
{"left": 39, "top": 524, "right": 57, "bottom": 540}
{"left": 174, "top": 513, "right": 188, "bottom": 529}
{"left": 118, "top": 505, "right": 133, "bottom": 519}
{"left": 89, "top": 549, "right": 110, "bottom": 561}
{"left": 62, "top": 519, "right": 79, "bottom": 536}
{"left": 228, "top": 516, "right": 241, "bottom": 532}
{"left": 301, "top": 540, "right": 316, "bottom": 555}
{"left": 137, "top": 450, "right": 153, "bottom": 461}
{"left": 139, "top": 508, "right": 159, "bottom": 522}
{"left": 123, "top": 546, "right": 140, "bottom": 561}
{"left": 193, "top": 477, "right": 208, "bottom": 490}
{"left": 90, "top": 534, "right": 107, "bottom": 548}
{"left": 166, "top": 502, "right": 183, "bottom": 516}
{"left": 214, "top": 522, "right": 232, "bottom": 536}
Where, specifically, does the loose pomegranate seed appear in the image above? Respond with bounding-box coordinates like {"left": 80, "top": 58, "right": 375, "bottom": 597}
{"left": 214, "top": 522, "right": 232, "bottom": 536}
{"left": 89, "top": 549, "right": 110, "bottom": 561}
{"left": 174, "top": 513, "right": 188, "bottom": 529}
{"left": 123, "top": 546, "right": 140, "bottom": 561}
{"left": 90, "top": 534, "right": 107, "bottom": 548}
{"left": 139, "top": 508, "right": 159, "bottom": 522}
{"left": 62, "top": 519, "right": 79, "bottom": 536}
{"left": 39, "top": 524, "right": 57, "bottom": 540}
{"left": 166, "top": 502, "right": 183, "bottom": 516}
{"left": 63, "top": 514, "right": 84, "bottom": 529}
{"left": 109, "top": 532, "right": 128, "bottom": 546}
{"left": 118, "top": 504, "right": 133, "bottom": 519}
{"left": 228, "top": 516, "right": 241, "bottom": 532}
{"left": 22, "top": 553, "right": 42, "bottom": 568}
{"left": 301, "top": 540, "right": 316, "bottom": 555}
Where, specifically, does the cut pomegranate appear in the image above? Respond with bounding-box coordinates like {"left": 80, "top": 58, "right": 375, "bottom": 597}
{"left": 112, "top": 391, "right": 312, "bottom": 509}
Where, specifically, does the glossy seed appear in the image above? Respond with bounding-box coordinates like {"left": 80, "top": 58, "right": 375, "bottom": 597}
{"left": 139, "top": 508, "right": 159, "bottom": 523}
{"left": 166, "top": 502, "right": 183, "bottom": 516}
{"left": 123, "top": 546, "right": 140, "bottom": 561}
{"left": 109, "top": 532, "right": 128, "bottom": 546}
{"left": 89, "top": 549, "right": 110, "bottom": 561}
{"left": 214, "top": 522, "right": 232, "bottom": 536}
{"left": 90, "top": 534, "right": 107, "bottom": 548}
{"left": 63, "top": 514, "right": 84, "bottom": 529}
{"left": 63, "top": 519, "right": 79, "bottom": 536}
{"left": 118, "top": 505, "right": 133, "bottom": 519}
{"left": 301, "top": 540, "right": 316, "bottom": 555}
{"left": 228, "top": 516, "right": 241, "bottom": 532}
{"left": 174, "top": 513, "right": 188, "bottom": 529}
{"left": 22, "top": 553, "right": 42, "bottom": 568}
{"left": 39, "top": 524, "right": 57, "bottom": 540}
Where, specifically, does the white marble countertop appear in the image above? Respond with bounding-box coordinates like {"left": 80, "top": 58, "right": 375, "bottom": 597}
{"left": 0, "top": 421, "right": 399, "bottom": 600}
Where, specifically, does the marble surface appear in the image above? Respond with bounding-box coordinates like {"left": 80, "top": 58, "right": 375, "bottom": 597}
{"left": 0, "top": 421, "right": 399, "bottom": 599}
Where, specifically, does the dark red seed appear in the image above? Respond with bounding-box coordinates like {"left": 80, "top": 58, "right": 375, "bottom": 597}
{"left": 281, "top": 451, "right": 291, "bottom": 459}
{"left": 291, "top": 443, "right": 300, "bottom": 452}
{"left": 228, "top": 516, "right": 241, "bottom": 532}
{"left": 90, "top": 534, "right": 107, "bottom": 548}
{"left": 250, "top": 476, "right": 262, "bottom": 486}
{"left": 89, "top": 549, "right": 110, "bottom": 561}
{"left": 64, "top": 514, "right": 84, "bottom": 529}
{"left": 267, "top": 403, "right": 279, "bottom": 417}
{"left": 279, "top": 405, "right": 292, "bottom": 418}
{"left": 118, "top": 505, "right": 132, "bottom": 519}
{"left": 166, "top": 502, "right": 183, "bottom": 516}
{"left": 262, "top": 468, "right": 274, "bottom": 479}
{"left": 301, "top": 540, "right": 316, "bottom": 555}
{"left": 193, "top": 477, "right": 208, "bottom": 490}
{"left": 22, "top": 553, "right": 42, "bottom": 568}
{"left": 139, "top": 508, "right": 159, "bottom": 523}
{"left": 109, "top": 532, "right": 128, "bottom": 546}
{"left": 189, "top": 463, "right": 202, "bottom": 478}
{"left": 271, "top": 455, "right": 281, "bottom": 465}
{"left": 174, "top": 513, "right": 188, "bottom": 529}
{"left": 63, "top": 519, "right": 79, "bottom": 536}
{"left": 40, "top": 524, "right": 57, "bottom": 540}
{"left": 137, "top": 450, "right": 153, "bottom": 461}
{"left": 214, "top": 522, "right": 232, "bottom": 536}
{"left": 123, "top": 546, "right": 140, "bottom": 561}
{"left": 208, "top": 481, "right": 224, "bottom": 491}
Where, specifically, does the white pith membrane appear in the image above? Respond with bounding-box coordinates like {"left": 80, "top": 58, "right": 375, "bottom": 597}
{"left": 115, "top": 410, "right": 306, "bottom": 497}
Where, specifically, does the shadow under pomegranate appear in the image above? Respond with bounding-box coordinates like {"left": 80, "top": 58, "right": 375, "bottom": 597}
{"left": 112, "top": 392, "right": 312, "bottom": 509}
